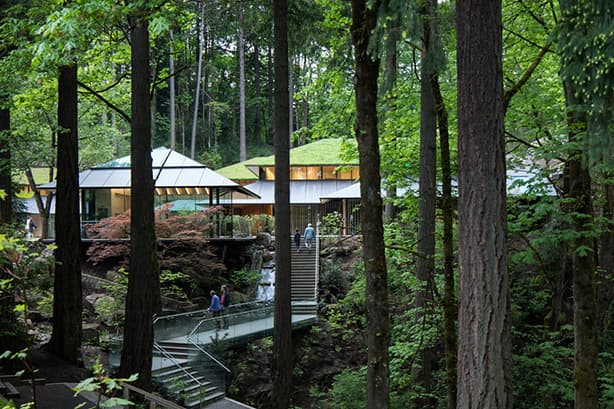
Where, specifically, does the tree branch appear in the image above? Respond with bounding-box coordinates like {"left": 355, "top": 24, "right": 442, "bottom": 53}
{"left": 77, "top": 80, "right": 131, "bottom": 123}
{"left": 504, "top": 39, "right": 553, "bottom": 111}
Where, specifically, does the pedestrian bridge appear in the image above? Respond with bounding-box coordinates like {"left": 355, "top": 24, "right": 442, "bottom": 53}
{"left": 153, "top": 299, "right": 318, "bottom": 353}
{"left": 109, "top": 243, "right": 320, "bottom": 408}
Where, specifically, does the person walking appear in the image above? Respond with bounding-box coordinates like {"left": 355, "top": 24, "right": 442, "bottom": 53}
{"left": 294, "top": 229, "right": 301, "bottom": 252}
{"left": 220, "top": 284, "right": 231, "bottom": 329}
{"left": 208, "top": 290, "right": 223, "bottom": 330}
{"left": 25, "top": 216, "right": 37, "bottom": 238}
{"left": 304, "top": 223, "right": 315, "bottom": 250}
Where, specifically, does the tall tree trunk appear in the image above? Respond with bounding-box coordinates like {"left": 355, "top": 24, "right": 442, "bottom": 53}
{"left": 432, "top": 74, "right": 456, "bottom": 409}
{"left": 561, "top": 82, "right": 599, "bottom": 409}
{"left": 169, "top": 30, "right": 176, "bottom": 150}
{"left": 238, "top": 0, "right": 247, "bottom": 161}
{"left": 288, "top": 59, "right": 294, "bottom": 141}
{"left": 267, "top": 45, "right": 274, "bottom": 145}
{"left": 414, "top": 0, "right": 437, "bottom": 405}
{"left": 120, "top": 13, "right": 159, "bottom": 392}
{"left": 351, "top": 1, "right": 390, "bottom": 408}
{"left": 272, "top": 0, "right": 292, "bottom": 407}
{"left": 557, "top": 1, "right": 600, "bottom": 406}
{"left": 254, "top": 44, "right": 263, "bottom": 145}
{"left": 598, "top": 178, "right": 614, "bottom": 333}
{"left": 0, "top": 107, "right": 12, "bottom": 224}
{"left": 190, "top": 3, "right": 205, "bottom": 159}
{"left": 49, "top": 64, "right": 82, "bottom": 364}
{"left": 383, "top": 28, "right": 397, "bottom": 223}
{"left": 456, "top": 0, "right": 511, "bottom": 408}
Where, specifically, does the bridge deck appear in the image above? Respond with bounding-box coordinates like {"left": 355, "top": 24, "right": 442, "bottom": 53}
{"left": 153, "top": 312, "right": 317, "bottom": 370}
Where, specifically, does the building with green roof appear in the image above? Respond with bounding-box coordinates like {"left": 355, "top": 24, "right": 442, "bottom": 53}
{"left": 216, "top": 138, "right": 361, "bottom": 233}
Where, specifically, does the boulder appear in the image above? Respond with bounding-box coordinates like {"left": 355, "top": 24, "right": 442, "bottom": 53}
{"left": 84, "top": 293, "right": 107, "bottom": 310}
{"left": 82, "top": 323, "right": 100, "bottom": 345}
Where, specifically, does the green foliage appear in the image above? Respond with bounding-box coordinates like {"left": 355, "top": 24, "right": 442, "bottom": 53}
{"left": 319, "top": 211, "right": 343, "bottom": 236}
{"left": 93, "top": 269, "right": 127, "bottom": 328}
{"left": 159, "top": 269, "right": 196, "bottom": 301}
{"left": 557, "top": 0, "right": 614, "bottom": 167}
{"left": 320, "top": 366, "right": 367, "bottom": 409}
{"left": 73, "top": 359, "right": 137, "bottom": 409}
{"left": 228, "top": 266, "right": 260, "bottom": 297}
{"left": 249, "top": 214, "right": 274, "bottom": 234}
{"left": 197, "top": 150, "right": 223, "bottom": 169}
{"left": 512, "top": 327, "right": 574, "bottom": 408}
{"left": 0, "top": 236, "right": 55, "bottom": 353}
{"left": 319, "top": 257, "right": 348, "bottom": 303}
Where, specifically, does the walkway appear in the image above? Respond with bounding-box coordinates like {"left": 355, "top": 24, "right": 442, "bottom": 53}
{"left": 152, "top": 306, "right": 317, "bottom": 370}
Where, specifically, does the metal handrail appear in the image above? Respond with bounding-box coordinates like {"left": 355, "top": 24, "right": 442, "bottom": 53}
{"left": 186, "top": 338, "right": 231, "bottom": 374}
{"left": 187, "top": 303, "right": 274, "bottom": 338}
{"left": 120, "top": 381, "right": 186, "bottom": 409}
{"left": 154, "top": 300, "right": 265, "bottom": 325}
{"left": 315, "top": 229, "right": 320, "bottom": 300}
{"left": 153, "top": 341, "right": 205, "bottom": 388}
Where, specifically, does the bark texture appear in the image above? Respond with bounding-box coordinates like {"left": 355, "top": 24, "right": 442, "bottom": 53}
{"left": 272, "top": 0, "right": 293, "bottom": 407}
{"left": 432, "top": 71, "right": 457, "bottom": 409}
{"left": 49, "top": 64, "right": 82, "bottom": 364}
{"left": 351, "top": 1, "right": 390, "bottom": 408}
{"left": 414, "top": 0, "right": 437, "bottom": 404}
{"left": 0, "top": 108, "right": 11, "bottom": 224}
{"left": 561, "top": 80, "right": 599, "bottom": 409}
{"left": 456, "top": 0, "right": 511, "bottom": 407}
{"left": 119, "top": 13, "right": 158, "bottom": 391}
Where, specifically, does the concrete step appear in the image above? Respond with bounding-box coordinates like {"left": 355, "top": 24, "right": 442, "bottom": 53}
{"left": 153, "top": 366, "right": 193, "bottom": 379}
{"left": 185, "top": 390, "right": 225, "bottom": 409}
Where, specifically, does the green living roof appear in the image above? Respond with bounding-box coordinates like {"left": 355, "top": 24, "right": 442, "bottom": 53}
{"left": 215, "top": 157, "right": 263, "bottom": 181}
{"left": 254, "top": 138, "right": 358, "bottom": 166}
{"left": 216, "top": 138, "right": 358, "bottom": 180}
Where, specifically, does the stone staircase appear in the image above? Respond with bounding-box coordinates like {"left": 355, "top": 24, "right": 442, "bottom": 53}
{"left": 153, "top": 341, "right": 225, "bottom": 408}
{"left": 291, "top": 247, "right": 318, "bottom": 312}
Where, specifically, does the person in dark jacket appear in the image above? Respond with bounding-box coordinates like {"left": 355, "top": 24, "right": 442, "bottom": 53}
{"left": 294, "top": 229, "right": 301, "bottom": 252}
{"left": 220, "top": 285, "right": 231, "bottom": 329}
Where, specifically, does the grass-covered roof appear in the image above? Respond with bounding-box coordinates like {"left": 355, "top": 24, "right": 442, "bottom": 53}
{"left": 216, "top": 138, "right": 358, "bottom": 180}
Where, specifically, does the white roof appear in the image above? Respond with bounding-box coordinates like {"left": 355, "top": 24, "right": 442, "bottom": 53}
{"left": 38, "top": 147, "right": 258, "bottom": 197}
{"left": 235, "top": 180, "right": 355, "bottom": 205}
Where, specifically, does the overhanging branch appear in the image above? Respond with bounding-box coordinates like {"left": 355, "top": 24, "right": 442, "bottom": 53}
{"left": 77, "top": 80, "right": 131, "bottom": 123}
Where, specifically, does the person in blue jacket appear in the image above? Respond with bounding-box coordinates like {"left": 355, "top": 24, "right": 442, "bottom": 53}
{"left": 304, "top": 223, "right": 315, "bottom": 250}
{"left": 208, "top": 290, "right": 222, "bottom": 330}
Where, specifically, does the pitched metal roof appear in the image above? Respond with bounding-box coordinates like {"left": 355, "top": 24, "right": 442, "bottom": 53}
{"left": 38, "top": 147, "right": 259, "bottom": 197}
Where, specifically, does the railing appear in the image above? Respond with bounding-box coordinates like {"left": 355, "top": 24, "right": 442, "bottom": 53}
{"left": 315, "top": 231, "right": 320, "bottom": 300}
{"left": 120, "top": 380, "right": 186, "bottom": 409}
{"left": 153, "top": 341, "right": 204, "bottom": 387}
{"left": 188, "top": 342, "right": 231, "bottom": 374}
{"left": 153, "top": 309, "right": 209, "bottom": 343}
{"left": 186, "top": 301, "right": 274, "bottom": 346}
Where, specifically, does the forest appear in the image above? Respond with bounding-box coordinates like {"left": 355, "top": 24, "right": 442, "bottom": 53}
{"left": 0, "top": 0, "right": 613, "bottom": 408}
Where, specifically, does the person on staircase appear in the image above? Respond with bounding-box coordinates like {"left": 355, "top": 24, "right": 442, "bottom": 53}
{"left": 294, "top": 229, "right": 301, "bottom": 252}
{"left": 220, "top": 284, "right": 231, "bottom": 330}
{"left": 304, "top": 223, "right": 315, "bottom": 251}
{"left": 208, "top": 290, "right": 222, "bottom": 330}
